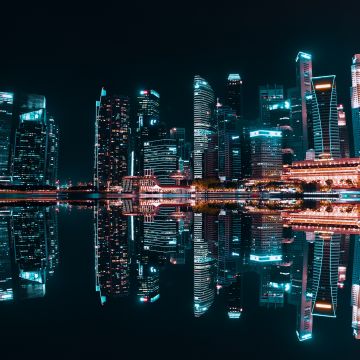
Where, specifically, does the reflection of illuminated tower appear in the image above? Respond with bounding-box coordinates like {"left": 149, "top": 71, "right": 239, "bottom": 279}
{"left": 144, "top": 207, "right": 179, "bottom": 256}
{"left": 0, "top": 210, "right": 13, "bottom": 301}
{"left": 137, "top": 264, "right": 160, "bottom": 303}
{"left": 94, "top": 203, "right": 129, "bottom": 305}
{"left": 11, "top": 206, "right": 59, "bottom": 299}
{"left": 352, "top": 235, "right": 360, "bottom": 339}
{"left": 227, "top": 274, "right": 243, "bottom": 319}
{"left": 217, "top": 210, "right": 241, "bottom": 286}
{"left": 194, "top": 213, "right": 216, "bottom": 317}
{"left": 193, "top": 75, "right": 215, "bottom": 179}
{"left": 312, "top": 232, "right": 340, "bottom": 317}
{"left": 293, "top": 235, "right": 314, "bottom": 342}
{"left": 250, "top": 212, "right": 283, "bottom": 263}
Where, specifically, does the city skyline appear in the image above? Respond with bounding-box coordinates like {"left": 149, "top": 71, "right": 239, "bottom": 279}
{"left": 1, "top": 1, "right": 358, "bottom": 183}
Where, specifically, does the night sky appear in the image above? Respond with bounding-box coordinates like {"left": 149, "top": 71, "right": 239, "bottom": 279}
{"left": 1, "top": 1, "right": 358, "bottom": 183}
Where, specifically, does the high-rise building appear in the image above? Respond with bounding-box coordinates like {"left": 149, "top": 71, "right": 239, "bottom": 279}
{"left": 311, "top": 76, "right": 340, "bottom": 159}
{"left": 250, "top": 129, "right": 282, "bottom": 179}
{"left": 144, "top": 139, "right": 178, "bottom": 185}
{"left": 351, "top": 54, "right": 360, "bottom": 157}
{"left": 312, "top": 232, "right": 340, "bottom": 318}
{"left": 0, "top": 92, "right": 14, "bottom": 183}
{"left": 259, "top": 85, "right": 284, "bottom": 126}
{"left": 94, "top": 88, "right": 130, "bottom": 190}
{"left": 12, "top": 94, "right": 48, "bottom": 185}
{"left": 193, "top": 75, "right": 215, "bottom": 179}
{"left": 217, "top": 105, "right": 241, "bottom": 181}
{"left": 46, "top": 116, "right": 59, "bottom": 185}
{"left": 337, "top": 105, "right": 350, "bottom": 158}
{"left": 226, "top": 74, "right": 243, "bottom": 118}
{"left": 134, "top": 89, "right": 164, "bottom": 176}
{"left": 295, "top": 52, "right": 313, "bottom": 157}
{"left": 268, "top": 99, "right": 294, "bottom": 164}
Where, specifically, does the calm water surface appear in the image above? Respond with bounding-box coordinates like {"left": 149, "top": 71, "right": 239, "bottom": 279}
{"left": 0, "top": 199, "right": 359, "bottom": 359}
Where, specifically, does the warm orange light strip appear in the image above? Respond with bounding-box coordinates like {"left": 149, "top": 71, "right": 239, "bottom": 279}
{"left": 315, "top": 83, "right": 331, "bottom": 89}
{"left": 315, "top": 303, "right": 332, "bottom": 309}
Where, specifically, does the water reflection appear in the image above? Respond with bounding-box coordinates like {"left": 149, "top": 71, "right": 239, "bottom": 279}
{"left": 0, "top": 199, "right": 359, "bottom": 343}
{"left": 0, "top": 205, "right": 58, "bottom": 301}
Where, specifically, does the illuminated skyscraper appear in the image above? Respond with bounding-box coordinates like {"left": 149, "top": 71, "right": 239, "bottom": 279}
{"left": 12, "top": 94, "right": 48, "bottom": 185}
{"left": 295, "top": 52, "right": 313, "bottom": 157}
{"left": 311, "top": 76, "right": 340, "bottom": 159}
{"left": 226, "top": 74, "right": 243, "bottom": 118}
{"left": 268, "top": 99, "right": 294, "bottom": 164}
{"left": 134, "top": 89, "right": 165, "bottom": 176}
{"left": 337, "top": 105, "right": 350, "bottom": 158}
{"left": 217, "top": 105, "right": 241, "bottom": 181}
{"left": 46, "top": 116, "right": 59, "bottom": 185}
{"left": 143, "top": 139, "right": 178, "bottom": 185}
{"left": 250, "top": 129, "right": 282, "bottom": 179}
{"left": 312, "top": 232, "right": 340, "bottom": 318}
{"left": 193, "top": 75, "right": 215, "bottom": 179}
{"left": 352, "top": 235, "right": 360, "bottom": 339}
{"left": 94, "top": 203, "right": 130, "bottom": 305}
{"left": 0, "top": 92, "right": 14, "bottom": 183}
{"left": 94, "top": 88, "right": 130, "bottom": 190}
{"left": 351, "top": 54, "right": 360, "bottom": 157}
{"left": 259, "top": 84, "right": 284, "bottom": 126}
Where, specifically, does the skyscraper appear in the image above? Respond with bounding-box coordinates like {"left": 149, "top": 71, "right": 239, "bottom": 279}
{"left": 0, "top": 92, "right": 14, "bottom": 183}
{"left": 12, "top": 94, "right": 48, "bottom": 185}
{"left": 250, "top": 129, "right": 282, "bottom": 179}
{"left": 217, "top": 105, "right": 241, "bottom": 181}
{"left": 311, "top": 76, "right": 340, "bottom": 159}
{"left": 193, "top": 75, "right": 215, "bottom": 179}
{"left": 134, "top": 89, "right": 164, "bottom": 176}
{"left": 351, "top": 54, "right": 360, "bottom": 157}
{"left": 143, "top": 139, "right": 178, "bottom": 185}
{"left": 295, "top": 52, "right": 313, "bottom": 157}
{"left": 259, "top": 84, "right": 284, "bottom": 126}
{"left": 94, "top": 88, "right": 130, "bottom": 190}
{"left": 337, "top": 104, "right": 350, "bottom": 158}
{"left": 46, "top": 116, "right": 59, "bottom": 185}
{"left": 226, "top": 74, "right": 243, "bottom": 118}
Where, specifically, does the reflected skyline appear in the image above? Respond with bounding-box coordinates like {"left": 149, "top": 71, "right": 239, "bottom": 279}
{"left": 0, "top": 199, "right": 359, "bottom": 345}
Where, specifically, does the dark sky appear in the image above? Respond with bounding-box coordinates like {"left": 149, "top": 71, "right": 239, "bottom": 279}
{"left": 1, "top": 1, "right": 358, "bottom": 183}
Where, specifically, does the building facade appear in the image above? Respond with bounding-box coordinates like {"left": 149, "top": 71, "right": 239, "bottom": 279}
{"left": 259, "top": 84, "right": 284, "bottom": 127}
{"left": 226, "top": 74, "right": 243, "bottom": 118}
{"left": 311, "top": 76, "right": 340, "bottom": 159}
{"left": 94, "top": 88, "right": 130, "bottom": 190}
{"left": 250, "top": 129, "right": 282, "bottom": 179}
{"left": 193, "top": 75, "right": 215, "bottom": 179}
{"left": 337, "top": 104, "right": 350, "bottom": 158}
